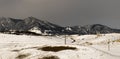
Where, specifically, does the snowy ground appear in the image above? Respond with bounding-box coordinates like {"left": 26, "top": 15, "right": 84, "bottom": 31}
{"left": 0, "top": 33, "right": 120, "bottom": 59}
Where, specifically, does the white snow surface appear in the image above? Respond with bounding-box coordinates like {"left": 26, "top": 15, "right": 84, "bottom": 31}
{"left": 0, "top": 33, "right": 120, "bottom": 59}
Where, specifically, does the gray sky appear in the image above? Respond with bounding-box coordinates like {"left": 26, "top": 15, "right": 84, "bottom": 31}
{"left": 0, "top": 0, "right": 120, "bottom": 28}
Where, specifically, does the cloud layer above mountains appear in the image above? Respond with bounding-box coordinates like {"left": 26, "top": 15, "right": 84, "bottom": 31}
{"left": 0, "top": 0, "right": 120, "bottom": 28}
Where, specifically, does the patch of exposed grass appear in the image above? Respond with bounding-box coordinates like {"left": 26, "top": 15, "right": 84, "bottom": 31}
{"left": 39, "top": 55, "right": 59, "bottom": 59}
{"left": 81, "top": 42, "right": 93, "bottom": 46}
{"left": 113, "top": 39, "right": 120, "bottom": 42}
{"left": 38, "top": 46, "right": 77, "bottom": 52}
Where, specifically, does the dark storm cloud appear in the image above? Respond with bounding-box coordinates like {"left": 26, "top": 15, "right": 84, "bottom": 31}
{"left": 0, "top": 0, "right": 120, "bottom": 28}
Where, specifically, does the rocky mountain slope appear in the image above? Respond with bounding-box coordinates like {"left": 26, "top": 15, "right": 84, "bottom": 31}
{"left": 67, "top": 24, "right": 120, "bottom": 35}
{"left": 0, "top": 17, "right": 64, "bottom": 35}
{"left": 0, "top": 17, "right": 120, "bottom": 35}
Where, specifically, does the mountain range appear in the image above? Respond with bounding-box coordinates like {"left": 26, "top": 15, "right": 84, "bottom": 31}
{"left": 0, "top": 17, "right": 120, "bottom": 35}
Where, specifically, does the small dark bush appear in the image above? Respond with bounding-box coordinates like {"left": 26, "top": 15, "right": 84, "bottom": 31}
{"left": 38, "top": 46, "right": 77, "bottom": 52}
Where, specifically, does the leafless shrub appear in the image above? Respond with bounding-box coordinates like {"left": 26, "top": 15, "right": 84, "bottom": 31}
{"left": 96, "top": 32, "right": 102, "bottom": 38}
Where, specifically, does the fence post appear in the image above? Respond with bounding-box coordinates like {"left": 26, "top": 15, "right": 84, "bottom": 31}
{"left": 108, "top": 39, "right": 110, "bottom": 51}
{"left": 65, "top": 34, "right": 67, "bottom": 45}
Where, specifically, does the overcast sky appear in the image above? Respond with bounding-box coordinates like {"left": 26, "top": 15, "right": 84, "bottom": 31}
{"left": 0, "top": 0, "right": 120, "bottom": 28}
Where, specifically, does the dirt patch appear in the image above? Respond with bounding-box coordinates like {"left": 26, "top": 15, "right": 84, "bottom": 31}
{"left": 38, "top": 46, "right": 77, "bottom": 52}
{"left": 16, "top": 53, "right": 30, "bottom": 59}
{"left": 11, "top": 50, "right": 21, "bottom": 52}
{"left": 38, "top": 55, "right": 60, "bottom": 59}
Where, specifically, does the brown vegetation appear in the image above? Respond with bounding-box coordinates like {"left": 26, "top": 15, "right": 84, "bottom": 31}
{"left": 113, "top": 39, "right": 120, "bottom": 42}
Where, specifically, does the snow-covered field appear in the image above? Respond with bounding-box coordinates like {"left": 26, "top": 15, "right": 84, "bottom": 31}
{"left": 0, "top": 33, "right": 120, "bottom": 59}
